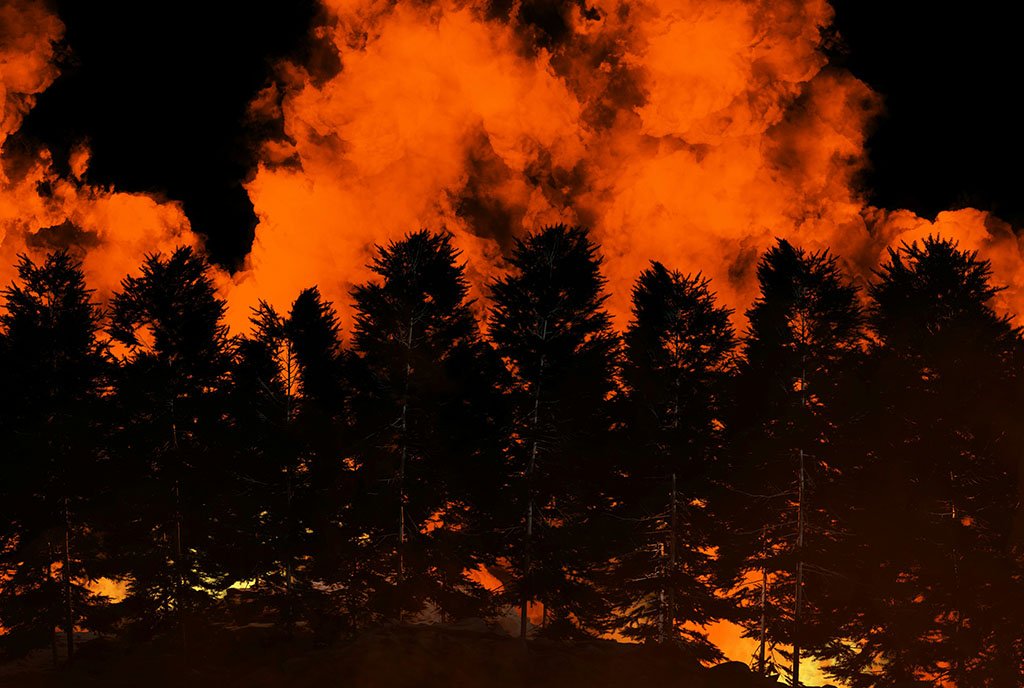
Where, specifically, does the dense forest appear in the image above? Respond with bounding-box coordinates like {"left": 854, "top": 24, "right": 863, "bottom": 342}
{"left": 1, "top": 225, "right": 1022, "bottom": 687}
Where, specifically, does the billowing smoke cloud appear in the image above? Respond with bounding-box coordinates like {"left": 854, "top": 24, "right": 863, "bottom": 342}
{"left": 0, "top": 0, "right": 198, "bottom": 299}
{"left": 3, "top": 0, "right": 1024, "bottom": 331}
{"left": 231, "top": 0, "right": 1024, "bottom": 326}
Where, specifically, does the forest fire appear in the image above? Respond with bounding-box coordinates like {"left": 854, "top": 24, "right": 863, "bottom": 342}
{"left": 2, "top": 2, "right": 1024, "bottom": 688}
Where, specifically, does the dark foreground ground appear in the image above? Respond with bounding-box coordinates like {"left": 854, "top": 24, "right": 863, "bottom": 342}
{"left": 0, "top": 622, "right": 831, "bottom": 688}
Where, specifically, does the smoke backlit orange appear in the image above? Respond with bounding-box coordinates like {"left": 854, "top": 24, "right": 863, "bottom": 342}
{"left": 1, "top": 1, "right": 200, "bottom": 300}
{"left": 6, "top": 0, "right": 1024, "bottom": 330}
{"left": 229, "top": 0, "right": 1024, "bottom": 330}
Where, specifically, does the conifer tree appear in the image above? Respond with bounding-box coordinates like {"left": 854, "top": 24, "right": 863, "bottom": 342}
{"left": 489, "top": 225, "right": 620, "bottom": 639}
{"left": 106, "top": 246, "right": 233, "bottom": 639}
{"left": 349, "top": 230, "right": 501, "bottom": 622}
{"left": 823, "top": 237, "right": 1024, "bottom": 687}
{"left": 612, "top": 263, "right": 735, "bottom": 659}
{"left": 0, "top": 252, "right": 109, "bottom": 661}
{"left": 228, "top": 301, "right": 298, "bottom": 600}
{"left": 228, "top": 292, "right": 354, "bottom": 627}
{"left": 284, "top": 288, "right": 362, "bottom": 630}
{"left": 722, "top": 239, "right": 864, "bottom": 683}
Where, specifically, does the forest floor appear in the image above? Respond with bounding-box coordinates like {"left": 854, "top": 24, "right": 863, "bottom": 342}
{"left": 0, "top": 621, "right": 831, "bottom": 688}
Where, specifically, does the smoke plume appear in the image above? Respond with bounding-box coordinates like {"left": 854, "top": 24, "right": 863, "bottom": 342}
{"left": 3, "top": 0, "right": 1024, "bottom": 330}
{"left": 0, "top": 0, "right": 198, "bottom": 300}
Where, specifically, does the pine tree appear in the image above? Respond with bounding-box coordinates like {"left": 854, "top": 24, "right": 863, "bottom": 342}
{"left": 823, "top": 237, "right": 1024, "bottom": 687}
{"left": 349, "top": 230, "right": 500, "bottom": 623}
{"left": 228, "top": 296, "right": 343, "bottom": 625}
{"left": 283, "top": 288, "right": 361, "bottom": 632}
{"left": 721, "top": 239, "right": 865, "bottom": 683}
{"left": 227, "top": 301, "right": 298, "bottom": 604}
{"left": 611, "top": 263, "right": 736, "bottom": 659}
{"left": 489, "top": 225, "right": 620, "bottom": 639}
{"left": 0, "top": 251, "right": 109, "bottom": 661}
{"left": 105, "top": 246, "right": 234, "bottom": 641}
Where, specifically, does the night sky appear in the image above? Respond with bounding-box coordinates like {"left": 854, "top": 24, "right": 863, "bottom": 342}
{"left": 16, "top": 0, "right": 1024, "bottom": 268}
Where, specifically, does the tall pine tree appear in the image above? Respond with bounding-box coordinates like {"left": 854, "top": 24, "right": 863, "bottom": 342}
{"left": 489, "top": 225, "right": 620, "bottom": 639}
{"left": 611, "top": 263, "right": 736, "bottom": 659}
{"left": 721, "top": 239, "right": 864, "bottom": 682}
{"left": 0, "top": 252, "right": 109, "bottom": 661}
{"left": 227, "top": 288, "right": 354, "bottom": 630}
{"left": 349, "top": 230, "right": 501, "bottom": 623}
{"left": 823, "top": 238, "right": 1024, "bottom": 687}
{"left": 106, "top": 246, "right": 234, "bottom": 640}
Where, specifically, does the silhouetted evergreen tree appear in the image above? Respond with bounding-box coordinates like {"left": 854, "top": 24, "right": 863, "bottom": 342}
{"left": 105, "top": 246, "right": 233, "bottom": 640}
{"left": 0, "top": 252, "right": 109, "bottom": 661}
{"left": 349, "top": 230, "right": 501, "bottom": 623}
{"left": 2, "top": 232, "right": 1023, "bottom": 677}
{"left": 721, "top": 239, "right": 864, "bottom": 682}
{"left": 489, "top": 225, "right": 620, "bottom": 639}
{"left": 611, "top": 263, "right": 735, "bottom": 659}
{"left": 227, "top": 288, "right": 357, "bottom": 630}
{"left": 227, "top": 302, "right": 297, "bottom": 603}
{"left": 822, "top": 238, "right": 1024, "bottom": 687}
{"left": 284, "top": 288, "right": 363, "bottom": 631}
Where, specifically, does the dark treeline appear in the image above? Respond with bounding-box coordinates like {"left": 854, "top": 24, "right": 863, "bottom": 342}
{"left": 1, "top": 226, "right": 1022, "bottom": 687}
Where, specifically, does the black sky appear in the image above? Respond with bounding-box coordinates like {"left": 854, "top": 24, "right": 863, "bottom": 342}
{"left": 19, "top": 0, "right": 318, "bottom": 269}
{"left": 829, "top": 1, "right": 1024, "bottom": 228}
{"left": 17, "top": 1, "right": 1024, "bottom": 269}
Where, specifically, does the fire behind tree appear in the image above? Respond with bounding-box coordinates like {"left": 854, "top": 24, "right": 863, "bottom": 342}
{"left": 1, "top": 227, "right": 1022, "bottom": 687}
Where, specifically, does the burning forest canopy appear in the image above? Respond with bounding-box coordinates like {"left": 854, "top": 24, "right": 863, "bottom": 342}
{"left": 2, "top": 1, "right": 1024, "bottom": 687}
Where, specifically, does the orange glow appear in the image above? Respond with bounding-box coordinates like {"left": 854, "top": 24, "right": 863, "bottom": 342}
{"left": 1, "top": 1, "right": 202, "bottom": 302}
{"left": 5, "top": 0, "right": 1024, "bottom": 331}
{"left": 465, "top": 565, "right": 503, "bottom": 593}
{"left": 226, "top": 0, "right": 1024, "bottom": 329}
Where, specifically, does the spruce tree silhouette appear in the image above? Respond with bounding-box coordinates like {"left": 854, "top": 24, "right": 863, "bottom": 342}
{"left": 284, "top": 288, "right": 360, "bottom": 633}
{"left": 611, "top": 262, "right": 735, "bottom": 659}
{"left": 228, "top": 288, "right": 354, "bottom": 631}
{"left": 721, "top": 239, "right": 865, "bottom": 684}
{"left": 106, "top": 247, "right": 234, "bottom": 647}
{"left": 489, "top": 225, "right": 620, "bottom": 639}
{"left": 228, "top": 302, "right": 299, "bottom": 612}
{"left": 824, "top": 237, "right": 1024, "bottom": 687}
{"left": 1, "top": 234, "right": 1023, "bottom": 683}
{"left": 0, "top": 252, "right": 109, "bottom": 662}
{"left": 349, "top": 230, "right": 497, "bottom": 623}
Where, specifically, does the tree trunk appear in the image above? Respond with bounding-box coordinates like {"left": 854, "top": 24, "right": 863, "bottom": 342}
{"left": 666, "top": 472, "right": 677, "bottom": 642}
{"left": 284, "top": 340, "right": 296, "bottom": 625}
{"left": 757, "top": 526, "right": 768, "bottom": 675}
{"left": 397, "top": 316, "right": 414, "bottom": 622}
{"left": 792, "top": 450, "right": 805, "bottom": 688}
{"left": 63, "top": 497, "right": 74, "bottom": 662}
{"left": 170, "top": 387, "right": 187, "bottom": 658}
{"left": 47, "top": 542, "right": 58, "bottom": 667}
{"left": 520, "top": 319, "right": 548, "bottom": 640}
{"left": 175, "top": 478, "right": 187, "bottom": 657}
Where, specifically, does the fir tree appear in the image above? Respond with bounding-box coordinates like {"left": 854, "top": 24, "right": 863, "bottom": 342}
{"left": 722, "top": 239, "right": 865, "bottom": 683}
{"left": 284, "top": 288, "right": 361, "bottom": 632}
{"left": 824, "top": 237, "right": 1024, "bottom": 687}
{"left": 105, "top": 246, "right": 234, "bottom": 641}
{"left": 489, "top": 225, "right": 620, "bottom": 639}
{"left": 0, "top": 252, "right": 109, "bottom": 661}
{"left": 612, "top": 263, "right": 736, "bottom": 659}
{"left": 349, "top": 230, "right": 500, "bottom": 622}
